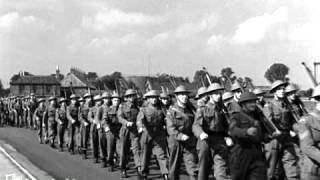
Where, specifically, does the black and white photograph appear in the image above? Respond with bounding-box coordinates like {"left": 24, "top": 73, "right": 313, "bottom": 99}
{"left": 0, "top": 0, "right": 319, "bottom": 180}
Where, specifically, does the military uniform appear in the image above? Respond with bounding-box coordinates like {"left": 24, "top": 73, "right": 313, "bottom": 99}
{"left": 34, "top": 105, "right": 46, "bottom": 143}
{"left": 229, "top": 109, "right": 269, "bottom": 180}
{"left": 56, "top": 105, "right": 68, "bottom": 150}
{"left": 79, "top": 103, "right": 91, "bottom": 157}
{"left": 99, "top": 103, "right": 109, "bottom": 166}
{"left": 137, "top": 103, "right": 169, "bottom": 177}
{"left": 166, "top": 103, "right": 198, "bottom": 180}
{"left": 228, "top": 99, "right": 241, "bottom": 115}
{"left": 67, "top": 103, "right": 80, "bottom": 153}
{"left": 264, "top": 98, "right": 300, "bottom": 180}
{"left": 44, "top": 105, "right": 57, "bottom": 146}
{"left": 88, "top": 105, "right": 101, "bottom": 161}
{"left": 193, "top": 102, "right": 229, "bottom": 180}
{"left": 28, "top": 99, "right": 38, "bottom": 129}
{"left": 118, "top": 101, "right": 141, "bottom": 171}
{"left": 102, "top": 105, "right": 121, "bottom": 169}
{"left": 298, "top": 110, "right": 320, "bottom": 180}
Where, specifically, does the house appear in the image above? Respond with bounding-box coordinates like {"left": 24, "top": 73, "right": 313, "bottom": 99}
{"left": 10, "top": 73, "right": 61, "bottom": 97}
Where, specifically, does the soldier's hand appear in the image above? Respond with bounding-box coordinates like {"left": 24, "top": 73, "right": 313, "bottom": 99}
{"left": 247, "top": 127, "right": 258, "bottom": 136}
{"left": 181, "top": 134, "right": 189, "bottom": 141}
{"left": 71, "top": 119, "right": 75, "bottom": 124}
{"left": 138, "top": 128, "right": 144, "bottom": 133}
{"left": 105, "top": 126, "right": 110, "bottom": 132}
{"left": 290, "top": 130, "right": 296, "bottom": 137}
{"left": 59, "top": 121, "right": 63, "bottom": 125}
{"left": 271, "top": 131, "right": 281, "bottom": 139}
{"left": 84, "top": 122, "right": 88, "bottom": 126}
{"left": 224, "top": 137, "right": 234, "bottom": 147}
{"left": 126, "top": 122, "right": 133, "bottom": 127}
{"left": 97, "top": 124, "right": 101, "bottom": 129}
{"left": 199, "top": 132, "right": 208, "bottom": 140}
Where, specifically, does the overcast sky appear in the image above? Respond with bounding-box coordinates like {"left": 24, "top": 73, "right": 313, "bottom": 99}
{"left": 0, "top": 0, "right": 319, "bottom": 89}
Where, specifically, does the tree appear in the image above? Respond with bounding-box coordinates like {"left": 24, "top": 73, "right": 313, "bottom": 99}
{"left": 192, "top": 70, "right": 220, "bottom": 87}
{"left": 264, "top": 63, "right": 289, "bottom": 83}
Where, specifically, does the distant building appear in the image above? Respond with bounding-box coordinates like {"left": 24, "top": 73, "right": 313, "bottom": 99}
{"left": 10, "top": 72, "right": 61, "bottom": 97}
{"left": 60, "top": 68, "right": 98, "bottom": 97}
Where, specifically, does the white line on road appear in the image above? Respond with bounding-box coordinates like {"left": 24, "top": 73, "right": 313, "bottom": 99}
{"left": 0, "top": 146, "right": 37, "bottom": 180}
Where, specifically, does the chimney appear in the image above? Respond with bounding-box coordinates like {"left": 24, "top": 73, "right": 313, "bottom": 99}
{"left": 56, "top": 66, "right": 60, "bottom": 80}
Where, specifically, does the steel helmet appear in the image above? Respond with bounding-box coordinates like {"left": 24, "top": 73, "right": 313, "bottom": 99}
{"left": 102, "top": 92, "right": 111, "bottom": 99}
{"left": 111, "top": 92, "right": 121, "bottom": 99}
{"left": 59, "top": 97, "right": 67, "bottom": 103}
{"left": 83, "top": 93, "right": 92, "bottom": 99}
{"left": 93, "top": 95, "right": 102, "bottom": 101}
{"left": 222, "top": 91, "right": 234, "bottom": 101}
{"left": 285, "top": 84, "right": 298, "bottom": 94}
{"left": 231, "top": 82, "right": 242, "bottom": 92}
{"left": 238, "top": 92, "right": 258, "bottom": 103}
{"left": 270, "top": 80, "right": 288, "bottom": 93}
{"left": 70, "top": 94, "right": 79, "bottom": 99}
{"left": 38, "top": 98, "right": 45, "bottom": 103}
{"left": 144, "top": 90, "right": 159, "bottom": 98}
{"left": 253, "top": 88, "right": 265, "bottom": 96}
{"left": 124, "top": 89, "right": 137, "bottom": 97}
{"left": 48, "top": 96, "right": 57, "bottom": 102}
{"left": 207, "top": 83, "right": 224, "bottom": 94}
{"left": 174, "top": 85, "right": 190, "bottom": 94}
{"left": 160, "top": 92, "right": 169, "bottom": 99}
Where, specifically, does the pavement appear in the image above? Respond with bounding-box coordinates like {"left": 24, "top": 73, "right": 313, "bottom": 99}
{"left": 0, "top": 127, "right": 191, "bottom": 180}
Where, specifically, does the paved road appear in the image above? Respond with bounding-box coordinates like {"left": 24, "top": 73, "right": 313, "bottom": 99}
{"left": 0, "top": 127, "right": 190, "bottom": 180}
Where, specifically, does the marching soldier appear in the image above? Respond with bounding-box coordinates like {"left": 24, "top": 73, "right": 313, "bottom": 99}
{"left": 100, "top": 92, "right": 112, "bottom": 168}
{"left": 195, "top": 87, "right": 208, "bottom": 108}
{"left": 229, "top": 92, "right": 271, "bottom": 180}
{"left": 137, "top": 90, "right": 169, "bottom": 180}
{"left": 118, "top": 89, "right": 142, "bottom": 178}
{"left": 193, "top": 83, "right": 229, "bottom": 180}
{"left": 285, "top": 84, "right": 308, "bottom": 117}
{"left": 89, "top": 95, "right": 103, "bottom": 163}
{"left": 44, "top": 96, "right": 58, "bottom": 147}
{"left": 298, "top": 85, "right": 320, "bottom": 180}
{"left": 22, "top": 96, "right": 29, "bottom": 128}
{"left": 228, "top": 83, "right": 243, "bottom": 114}
{"left": 102, "top": 92, "right": 122, "bottom": 172}
{"left": 253, "top": 88, "right": 267, "bottom": 109}
{"left": 79, "top": 93, "right": 92, "bottom": 159}
{"left": 67, "top": 94, "right": 80, "bottom": 154}
{"left": 56, "top": 97, "right": 68, "bottom": 152}
{"left": 34, "top": 98, "right": 46, "bottom": 144}
{"left": 166, "top": 85, "right": 198, "bottom": 180}
{"left": 28, "top": 93, "right": 38, "bottom": 129}
{"left": 264, "top": 80, "right": 300, "bottom": 180}
{"left": 160, "top": 92, "right": 171, "bottom": 115}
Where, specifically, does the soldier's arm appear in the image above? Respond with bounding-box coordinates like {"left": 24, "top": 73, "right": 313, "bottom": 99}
{"left": 66, "top": 107, "right": 75, "bottom": 123}
{"left": 166, "top": 110, "right": 185, "bottom": 140}
{"left": 55, "top": 109, "right": 62, "bottom": 124}
{"left": 136, "top": 109, "right": 145, "bottom": 131}
{"left": 117, "top": 105, "right": 129, "bottom": 126}
{"left": 229, "top": 114, "right": 248, "bottom": 138}
{"left": 192, "top": 109, "right": 204, "bottom": 138}
{"left": 299, "top": 119, "right": 320, "bottom": 163}
{"left": 88, "top": 109, "right": 94, "bottom": 124}
{"left": 101, "top": 107, "right": 109, "bottom": 129}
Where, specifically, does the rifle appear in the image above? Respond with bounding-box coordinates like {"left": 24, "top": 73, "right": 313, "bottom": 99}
{"left": 256, "top": 105, "right": 281, "bottom": 135}
{"left": 301, "top": 62, "right": 318, "bottom": 86}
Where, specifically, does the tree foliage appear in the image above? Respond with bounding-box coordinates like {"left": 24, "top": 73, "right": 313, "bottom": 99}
{"left": 264, "top": 63, "right": 289, "bottom": 83}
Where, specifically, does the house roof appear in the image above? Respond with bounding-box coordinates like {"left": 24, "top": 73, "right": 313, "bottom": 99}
{"left": 10, "top": 75, "right": 60, "bottom": 85}
{"left": 60, "top": 72, "right": 96, "bottom": 89}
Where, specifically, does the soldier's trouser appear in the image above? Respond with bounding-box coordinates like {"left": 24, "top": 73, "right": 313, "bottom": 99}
{"left": 23, "top": 110, "right": 28, "bottom": 128}
{"left": 0, "top": 112, "right": 3, "bottom": 126}
{"left": 28, "top": 112, "right": 34, "bottom": 129}
{"left": 58, "top": 123, "right": 67, "bottom": 148}
{"left": 48, "top": 121, "right": 57, "bottom": 144}
{"left": 37, "top": 119, "right": 43, "bottom": 139}
{"left": 80, "top": 123, "right": 91, "bottom": 153}
{"left": 119, "top": 127, "right": 141, "bottom": 169}
{"left": 106, "top": 129, "right": 119, "bottom": 166}
{"left": 301, "top": 156, "right": 320, "bottom": 180}
{"left": 99, "top": 130, "right": 108, "bottom": 160}
{"left": 168, "top": 137, "right": 198, "bottom": 180}
{"left": 91, "top": 125, "right": 100, "bottom": 159}
{"left": 198, "top": 136, "right": 228, "bottom": 180}
{"left": 141, "top": 135, "right": 169, "bottom": 175}
{"left": 68, "top": 122, "right": 80, "bottom": 151}
{"left": 265, "top": 134, "right": 300, "bottom": 180}
{"left": 230, "top": 145, "right": 267, "bottom": 180}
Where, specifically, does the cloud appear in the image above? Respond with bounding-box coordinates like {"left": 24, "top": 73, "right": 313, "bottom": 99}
{"left": 83, "top": 8, "right": 165, "bottom": 31}
{"left": 233, "top": 7, "right": 288, "bottom": 44}
{"left": 146, "top": 32, "right": 169, "bottom": 47}
{"left": 0, "top": 12, "right": 19, "bottom": 31}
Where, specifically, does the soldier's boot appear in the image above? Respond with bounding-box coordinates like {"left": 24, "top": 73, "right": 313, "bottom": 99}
{"left": 94, "top": 157, "right": 99, "bottom": 163}
{"left": 38, "top": 137, "right": 43, "bottom": 144}
{"left": 121, "top": 169, "right": 128, "bottom": 178}
{"left": 82, "top": 150, "right": 87, "bottom": 159}
{"left": 59, "top": 146, "right": 64, "bottom": 152}
{"left": 162, "top": 174, "right": 168, "bottom": 180}
{"left": 136, "top": 167, "right": 144, "bottom": 180}
{"left": 101, "top": 158, "right": 107, "bottom": 168}
{"left": 108, "top": 165, "right": 114, "bottom": 172}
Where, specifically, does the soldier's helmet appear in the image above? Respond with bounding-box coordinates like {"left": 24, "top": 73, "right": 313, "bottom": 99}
{"left": 207, "top": 83, "right": 224, "bottom": 94}
{"left": 37, "top": 98, "right": 45, "bottom": 103}
{"left": 270, "top": 80, "right": 288, "bottom": 93}
{"left": 144, "top": 90, "right": 159, "bottom": 98}
{"left": 30, "top": 93, "right": 35, "bottom": 96}
{"left": 222, "top": 91, "right": 234, "bottom": 102}
{"left": 93, "top": 95, "right": 102, "bottom": 101}
{"left": 160, "top": 92, "right": 169, "bottom": 99}
{"left": 70, "top": 94, "right": 79, "bottom": 100}
{"left": 102, "top": 92, "right": 111, "bottom": 99}
{"left": 312, "top": 85, "right": 320, "bottom": 98}
{"left": 238, "top": 92, "right": 258, "bottom": 103}
{"left": 78, "top": 97, "right": 85, "bottom": 102}
{"left": 253, "top": 88, "right": 265, "bottom": 96}
{"left": 111, "top": 92, "right": 121, "bottom": 99}
{"left": 174, "top": 85, "right": 190, "bottom": 94}
{"left": 231, "top": 82, "right": 242, "bottom": 92}
{"left": 48, "top": 96, "right": 57, "bottom": 102}
{"left": 83, "top": 93, "right": 92, "bottom": 99}
{"left": 124, "top": 89, "right": 137, "bottom": 97}
{"left": 195, "top": 87, "right": 207, "bottom": 100}
{"left": 59, "top": 97, "right": 67, "bottom": 103}
{"left": 285, "top": 84, "right": 298, "bottom": 94}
